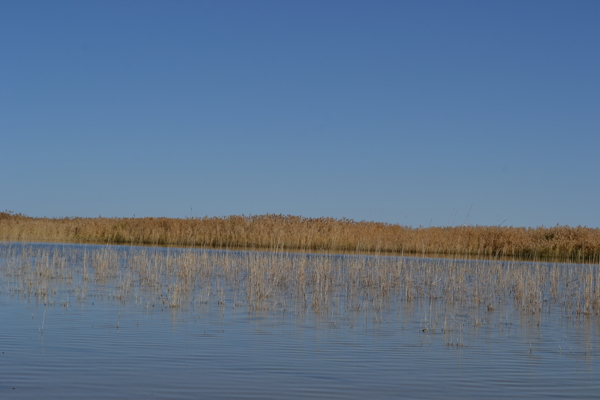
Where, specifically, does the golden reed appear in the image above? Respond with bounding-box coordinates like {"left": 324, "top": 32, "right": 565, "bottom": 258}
{"left": 1, "top": 212, "right": 599, "bottom": 261}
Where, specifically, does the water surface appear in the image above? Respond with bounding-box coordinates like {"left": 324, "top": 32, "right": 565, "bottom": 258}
{"left": 1, "top": 242, "right": 599, "bottom": 399}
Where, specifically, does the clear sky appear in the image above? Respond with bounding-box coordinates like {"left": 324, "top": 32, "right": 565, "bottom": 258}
{"left": 1, "top": 1, "right": 598, "bottom": 227}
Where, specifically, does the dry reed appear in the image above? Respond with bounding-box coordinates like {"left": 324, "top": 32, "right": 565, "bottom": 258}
{"left": 2, "top": 243, "right": 599, "bottom": 336}
{"left": 1, "top": 212, "right": 599, "bottom": 261}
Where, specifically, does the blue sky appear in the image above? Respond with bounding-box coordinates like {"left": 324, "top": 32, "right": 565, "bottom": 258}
{"left": 1, "top": 1, "right": 599, "bottom": 227}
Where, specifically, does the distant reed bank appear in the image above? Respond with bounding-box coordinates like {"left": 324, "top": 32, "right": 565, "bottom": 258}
{"left": 1, "top": 212, "right": 599, "bottom": 261}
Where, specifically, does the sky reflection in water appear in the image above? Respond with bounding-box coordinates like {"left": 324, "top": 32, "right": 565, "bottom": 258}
{"left": 1, "top": 242, "right": 599, "bottom": 399}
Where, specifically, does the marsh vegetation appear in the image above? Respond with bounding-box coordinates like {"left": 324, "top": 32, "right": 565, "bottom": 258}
{"left": 2, "top": 243, "right": 599, "bottom": 340}
{"left": 1, "top": 212, "right": 600, "bottom": 261}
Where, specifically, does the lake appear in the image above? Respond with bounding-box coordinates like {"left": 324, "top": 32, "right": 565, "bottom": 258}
{"left": 1, "top": 242, "right": 599, "bottom": 399}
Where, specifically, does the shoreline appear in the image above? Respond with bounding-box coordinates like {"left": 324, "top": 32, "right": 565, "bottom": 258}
{"left": 1, "top": 212, "right": 599, "bottom": 262}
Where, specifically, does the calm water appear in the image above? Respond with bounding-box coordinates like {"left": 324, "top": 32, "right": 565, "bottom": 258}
{"left": 1, "top": 243, "right": 599, "bottom": 399}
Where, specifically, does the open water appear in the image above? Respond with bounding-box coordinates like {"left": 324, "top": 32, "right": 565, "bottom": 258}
{"left": 1, "top": 243, "right": 599, "bottom": 399}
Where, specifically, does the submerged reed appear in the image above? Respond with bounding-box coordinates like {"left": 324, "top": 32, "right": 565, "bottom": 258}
{"left": 2, "top": 243, "right": 599, "bottom": 341}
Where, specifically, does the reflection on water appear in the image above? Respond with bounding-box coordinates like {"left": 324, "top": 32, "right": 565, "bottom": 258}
{"left": 1, "top": 242, "right": 599, "bottom": 399}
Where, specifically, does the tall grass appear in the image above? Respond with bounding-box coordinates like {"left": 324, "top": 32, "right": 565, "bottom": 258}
{"left": 1, "top": 212, "right": 599, "bottom": 261}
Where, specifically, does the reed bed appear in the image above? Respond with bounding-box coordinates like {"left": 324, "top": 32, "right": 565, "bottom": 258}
{"left": 1, "top": 212, "right": 600, "bottom": 261}
{"left": 1, "top": 243, "right": 599, "bottom": 343}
